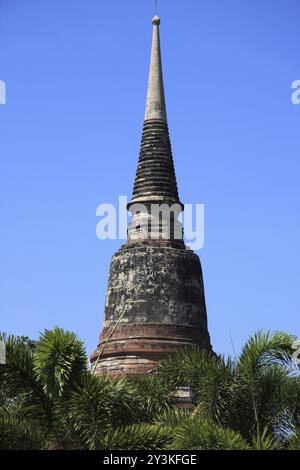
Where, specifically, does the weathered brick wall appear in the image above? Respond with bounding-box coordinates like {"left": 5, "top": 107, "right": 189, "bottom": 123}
{"left": 104, "top": 243, "right": 208, "bottom": 328}
{"left": 91, "top": 243, "right": 212, "bottom": 375}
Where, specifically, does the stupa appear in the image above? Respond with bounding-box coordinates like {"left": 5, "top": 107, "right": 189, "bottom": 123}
{"left": 91, "top": 15, "right": 213, "bottom": 375}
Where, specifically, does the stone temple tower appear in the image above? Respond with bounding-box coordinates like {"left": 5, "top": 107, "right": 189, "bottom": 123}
{"left": 91, "top": 15, "right": 213, "bottom": 375}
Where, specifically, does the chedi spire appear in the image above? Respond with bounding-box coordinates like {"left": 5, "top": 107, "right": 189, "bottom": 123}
{"left": 145, "top": 15, "right": 167, "bottom": 122}
{"left": 130, "top": 15, "right": 181, "bottom": 209}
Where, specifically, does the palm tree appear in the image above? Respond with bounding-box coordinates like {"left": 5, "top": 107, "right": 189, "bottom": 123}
{"left": 158, "top": 330, "right": 300, "bottom": 449}
{"left": 0, "top": 328, "right": 88, "bottom": 449}
{"left": 1, "top": 328, "right": 299, "bottom": 450}
{"left": 0, "top": 328, "right": 176, "bottom": 450}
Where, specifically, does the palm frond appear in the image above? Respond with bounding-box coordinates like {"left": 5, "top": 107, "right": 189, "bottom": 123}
{"left": 158, "top": 348, "right": 220, "bottom": 388}
{"left": 101, "top": 424, "right": 172, "bottom": 450}
{"left": 0, "top": 413, "right": 45, "bottom": 450}
{"left": 1, "top": 334, "right": 37, "bottom": 396}
{"left": 192, "top": 356, "right": 236, "bottom": 427}
{"left": 238, "top": 330, "right": 296, "bottom": 375}
{"left": 154, "top": 407, "right": 191, "bottom": 428}
{"left": 127, "top": 375, "right": 173, "bottom": 422}
{"left": 62, "top": 373, "right": 137, "bottom": 449}
{"left": 34, "top": 327, "right": 88, "bottom": 399}
{"left": 252, "top": 427, "right": 284, "bottom": 450}
{"left": 170, "top": 416, "right": 249, "bottom": 450}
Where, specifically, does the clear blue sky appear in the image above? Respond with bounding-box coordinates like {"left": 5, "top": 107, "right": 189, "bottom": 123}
{"left": 1, "top": 0, "right": 299, "bottom": 358}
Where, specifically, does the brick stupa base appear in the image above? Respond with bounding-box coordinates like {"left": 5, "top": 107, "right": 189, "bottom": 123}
{"left": 91, "top": 243, "right": 212, "bottom": 376}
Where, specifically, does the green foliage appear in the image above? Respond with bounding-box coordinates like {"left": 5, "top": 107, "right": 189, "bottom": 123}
{"left": 61, "top": 374, "right": 174, "bottom": 449}
{"left": 102, "top": 424, "right": 172, "bottom": 450}
{"left": 1, "top": 334, "right": 39, "bottom": 397}
{"left": 251, "top": 427, "right": 284, "bottom": 450}
{"left": 238, "top": 330, "right": 296, "bottom": 373}
{"left": 158, "top": 348, "right": 217, "bottom": 388}
{"left": 34, "top": 327, "right": 88, "bottom": 399}
{"left": 169, "top": 416, "right": 249, "bottom": 450}
{"left": 61, "top": 374, "right": 136, "bottom": 449}
{"left": 128, "top": 375, "right": 174, "bottom": 422}
{"left": 155, "top": 408, "right": 191, "bottom": 429}
{"left": 0, "top": 413, "right": 45, "bottom": 450}
{"left": 155, "top": 407, "right": 249, "bottom": 450}
{"left": 0, "top": 328, "right": 299, "bottom": 450}
{"left": 0, "top": 334, "right": 53, "bottom": 431}
{"left": 160, "top": 330, "right": 300, "bottom": 447}
{"left": 0, "top": 328, "right": 89, "bottom": 449}
{"left": 285, "top": 431, "right": 300, "bottom": 450}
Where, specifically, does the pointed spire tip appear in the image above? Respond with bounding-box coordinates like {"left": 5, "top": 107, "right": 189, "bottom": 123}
{"left": 152, "top": 15, "right": 160, "bottom": 25}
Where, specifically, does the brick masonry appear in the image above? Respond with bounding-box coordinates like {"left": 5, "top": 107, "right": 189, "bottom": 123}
{"left": 91, "top": 243, "right": 212, "bottom": 375}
